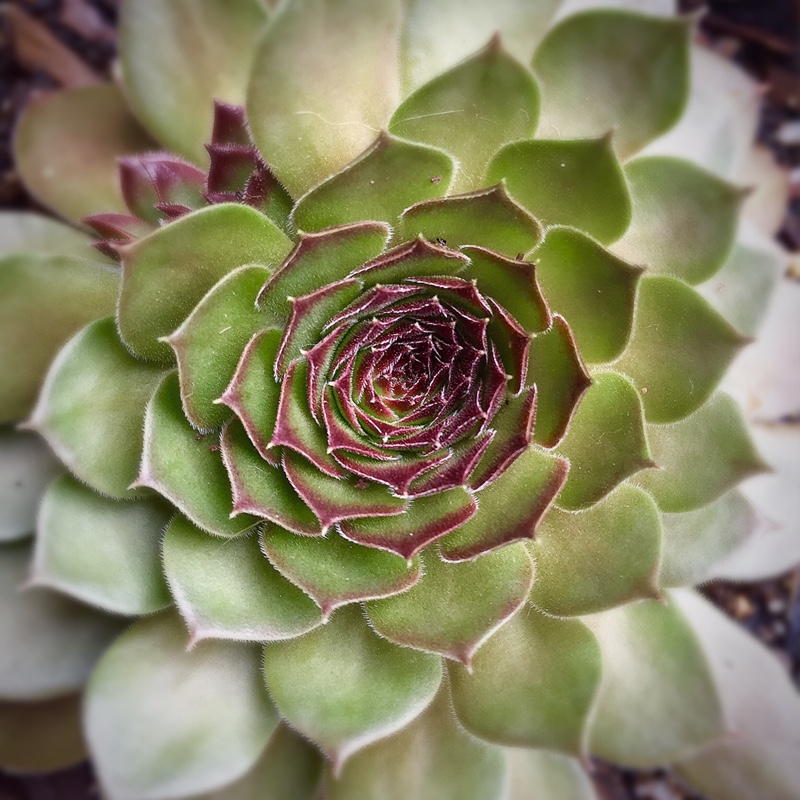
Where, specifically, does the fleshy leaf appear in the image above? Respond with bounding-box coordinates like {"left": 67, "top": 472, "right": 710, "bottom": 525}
{"left": 529, "top": 484, "right": 661, "bottom": 616}
{"left": 366, "top": 544, "right": 534, "bottom": 667}
{"left": 449, "top": 607, "right": 601, "bottom": 753}
{"left": 527, "top": 316, "right": 591, "bottom": 448}
{"left": 32, "top": 475, "right": 172, "bottom": 616}
{"left": 339, "top": 488, "right": 476, "bottom": 560}
{"left": 660, "top": 490, "right": 755, "bottom": 588}
{"left": 0, "top": 212, "right": 98, "bottom": 260}
{"left": 86, "top": 612, "right": 278, "bottom": 800}
{"left": 0, "top": 254, "right": 117, "bottom": 423}
{"left": 163, "top": 516, "right": 322, "bottom": 643}
{"left": 390, "top": 39, "right": 539, "bottom": 192}
{"left": 0, "top": 430, "right": 60, "bottom": 543}
{"left": 533, "top": 11, "right": 690, "bottom": 158}
{"left": 507, "top": 749, "right": 598, "bottom": 800}
{"left": 121, "top": 0, "right": 269, "bottom": 164}
{"left": 532, "top": 227, "right": 642, "bottom": 363}
{"left": 137, "top": 374, "right": 257, "bottom": 537}
{"left": 555, "top": 372, "right": 652, "bottom": 510}
{"left": 291, "top": 133, "right": 453, "bottom": 232}
{"left": 31, "top": 317, "right": 166, "bottom": 499}
{"left": 118, "top": 204, "right": 291, "bottom": 361}
{"left": 613, "top": 157, "right": 741, "bottom": 285}
{"left": 0, "top": 541, "right": 123, "bottom": 701}
{"left": 247, "top": 0, "right": 403, "bottom": 197}
{"left": 14, "top": 84, "right": 154, "bottom": 222}
{"left": 261, "top": 525, "right": 421, "bottom": 618}
{"left": 329, "top": 680, "right": 506, "bottom": 800}
{"left": 614, "top": 276, "right": 746, "bottom": 424}
{"left": 166, "top": 265, "right": 270, "bottom": 430}
{"left": 487, "top": 136, "right": 631, "bottom": 244}
{"left": 584, "top": 596, "right": 725, "bottom": 767}
{"left": 263, "top": 605, "right": 442, "bottom": 768}
{"left": 439, "top": 447, "right": 568, "bottom": 561}
{"left": 635, "top": 392, "right": 767, "bottom": 512}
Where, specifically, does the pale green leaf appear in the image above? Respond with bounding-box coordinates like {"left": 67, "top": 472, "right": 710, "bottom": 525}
{"left": 507, "top": 748, "right": 599, "bottom": 800}
{"left": 0, "top": 212, "right": 99, "bottom": 260}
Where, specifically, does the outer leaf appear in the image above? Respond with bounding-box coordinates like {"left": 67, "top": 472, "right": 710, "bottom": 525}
{"left": 86, "top": 612, "right": 278, "bottom": 800}
{"left": 529, "top": 484, "right": 661, "bottom": 617}
{"left": 0, "top": 254, "right": 117, "bottom": 423}
{"left": 0, "top": 212, "right": 98, "bottom": 260}
{"left": 366, "top": 544, "right": 534, "bottom": 667}
{"left": 533, "top": 11, "right": 690, "bottom": 158}
{"left": 329, "top": 680, "right": 506, "bottom": 800}
{"left": 488, "top": 137, "right": 631, "bottom": 244}
{"left": 635, "top": 392, "right": 766, "bottom": 512}
{"left": 261, "top": 525, "right": 421, "bottom": 618}
{"left": 121, "top": 0, "right": 269, "bottom": 164}
{"left": 674, "top": 591, "right": 800, "bottom": 800}
{"left": 449, "top": 608, "right": 601, "bottom": 754}
{"left": 118, "top": 204, "right": 290, "bottom": 361}
{"left": 263, "top": 605, "right": 442, "bottom": 768}
{"left": 390, "top": 39, "right": 539, "bottom": 192}
{"left": 584, "top": 596, "right": 725, "bottom": 767}
{"left": 555, "top": 372, "right": 652, "bottom": 510}
{"left": 291, "top": 133, "right": 453, "bottom": 232}
{"left": 32, "top": 475, "right": 172, "bottom": 616}
{"left": 0, "top": 541, "right": 123, "bottom": 701}
{"left": 163, "top": 516, "right": 322, "bottom": 643}
{"left": 507, "top": 749, "right": 598, "bottom": 800}
{"left": 533, "top": 227, "right": 642, "bottom": 363}
{"left": 248, "top": 0, "right": 403, "bottom": 197}
{"left": 137, "top": 374, "right": 257, "bottom": 537}
{"left": 31, "top": 317, "right": 166, "bottom": 499}
{"left": 615, "top": 276, "right": 746, "bottom": 423}
{"left": 0, "top": 431, "right": 60, "bottom": 543}
{"left": 166, "top": 265, "right": 270, "bottom": 430}
{"left": 14, "top": 84, "right": 154, "bottom": 221}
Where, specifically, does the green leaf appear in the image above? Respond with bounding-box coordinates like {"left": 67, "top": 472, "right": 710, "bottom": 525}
{"left": 555, "top": 372, "right": 652, "bottom": 510}
{"left": 674, "top": 591, "right": 800, "bottom": 800}
{"left": 533, "top": 11, "right": 690, "bottom": 158}
{"left": 0, "top": 540, "right": 123, "bottom": 701}
{"left": 121, "top": 0, "right": 269, "bottom": 164}
{"left": 0, "top": 694, "right": 86, "bottom": 773}
{"left": 614, "top": 277, "right": 746, "bottom": 426}
{"left": 439, "top": 447, "right": 568, "bottom": 561}
{"left": 659, "top": 490, "right": 755, "bottom": 588}
{"left": 449, "top": 608, "right": 601, "bottom": 754}
{"left": 166, "top": 265, "right": 270, "bottom": 430}
{"left": 366, "top": 544, "right": 534, "bottom": 667}
{"left": 329, "top": 680, "right": 506, "bottom": 800}
{"left": 0, "top": 254, "right": 117, "bottom": 423}
{"left": 163, "top": 515, "right": 322, "bottom": 643}
{"left": 86, "top": 611, "right": 278, "bottom": 800}
{"left": 30, "top": 317, "right": 166, "bottom": 499}
{"left": 118, "top": 204, "right": 291, "bottom": 361}
{"left": 527, "top": 316, "right": 591, "bottom": 448}
{"left": 390, "top": 39, "right": 539, "bottom": 192}
{"left": 584, "top": 596, "right": 725, "bottom": 767}
{"left": 487, "top": 137, "right": 631, "bottom": 245}
{"left": 507, "top": 749, "right": 598, "bottom": 800}
{"left": 247, "top": 0, "right": 404, "bottom": 197}
{"left": 0, "top": 212, "right": 99, "bottom": 260}
{"left": 0, "top": 430, "right": 60, "bottom": 543}
{"left": 262, "top": 525, "right": 421, "bottom": 618}
{"left": 529, "top": 484, "right": 662, "bottom": 617}
{"left": 14, "top": 84, "right": 155, "bottom": 222}
{"left": 613, "top": 156, "right": 741, "bottom": 284}
{"left": 32, "top": 475, "right": 171, "bottom": 615}
{"left": 263, "top": 605, "right": 442, "bottom": 768}
{"left": 137, "top": 373, "right": 257, "bottom": 537}
{"left": 533, "top": 227, "right": 642, "bottom": 363}
{"left": 635, "top": 392, "right": 767, "bottom": 512}
{"left": 291, "top": 133, "right": 453, "bottom": 232}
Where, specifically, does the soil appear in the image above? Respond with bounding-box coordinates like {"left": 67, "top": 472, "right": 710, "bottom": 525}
{"left": 0, "top": 1, "right": 798, "bottom": 799}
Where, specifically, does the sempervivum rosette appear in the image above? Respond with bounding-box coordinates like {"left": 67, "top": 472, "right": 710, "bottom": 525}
{"left": 1, "top": 1, "right": 799, "bottom": 799}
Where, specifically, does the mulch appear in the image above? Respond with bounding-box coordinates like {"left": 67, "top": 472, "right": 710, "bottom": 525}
{"left": 0, "top": 1, "right": 798, "bottom": 799}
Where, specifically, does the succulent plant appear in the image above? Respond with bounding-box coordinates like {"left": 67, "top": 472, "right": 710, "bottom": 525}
{"left": 2, "top": 1, "right": 799, "bottom": 798}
